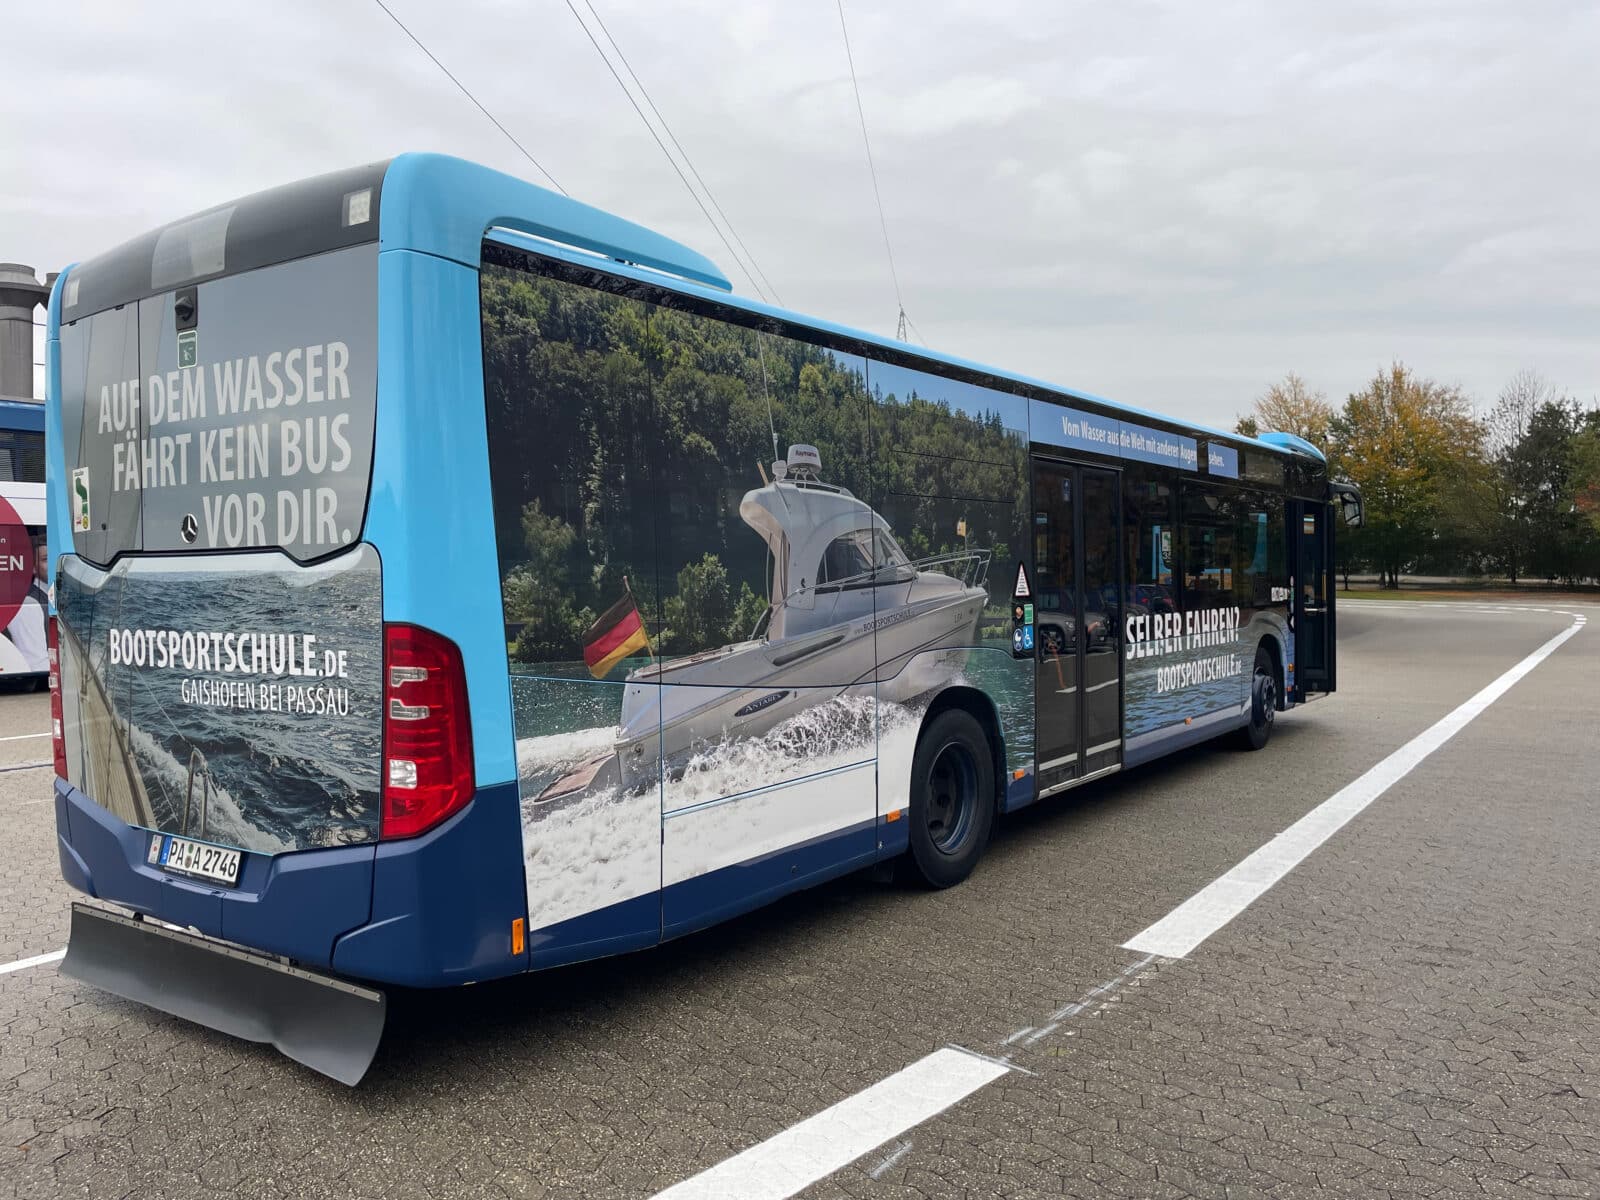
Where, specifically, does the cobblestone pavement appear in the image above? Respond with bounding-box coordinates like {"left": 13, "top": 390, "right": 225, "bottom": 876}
{"left": 1, "top": 603, "right": 1595, "bottom": 1199}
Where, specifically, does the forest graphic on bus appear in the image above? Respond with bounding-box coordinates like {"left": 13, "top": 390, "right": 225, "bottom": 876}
{"left": 482, "top": 255, "right": 1035, "bottom": 929}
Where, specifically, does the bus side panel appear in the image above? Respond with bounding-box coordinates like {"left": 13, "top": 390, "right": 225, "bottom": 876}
{"left": 367, "top": 247, "right": 517, "bottom": 787}
{"left": 866, "top": 360, "right": 1036, "bottom": 814}
{"left": 364, "top": 247, "right": 529, "bottom": 974}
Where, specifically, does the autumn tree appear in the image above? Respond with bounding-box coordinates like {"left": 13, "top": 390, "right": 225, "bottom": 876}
{"left": 1235, "top": 373, "right": 1336, "bottom": 451}
{"left": 1328, "top": 363, "right": 1483, "bottom": 588}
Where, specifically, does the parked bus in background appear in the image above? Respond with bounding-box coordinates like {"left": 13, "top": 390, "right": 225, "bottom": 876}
{"left": 45, "top": 155, "right": 1362, "bottom": 1083}
{"left": 1, "top": 398, "right": 48, "bottom": 684}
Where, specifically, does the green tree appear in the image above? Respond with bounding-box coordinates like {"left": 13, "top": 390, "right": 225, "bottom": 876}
{"left": 731, "top": 581, "right": 769, "bottom": 642}
{"left": 1329, "top": 363, "right": 1483, "bottom": 588}
{"left": 503, "top": 500, "right": 586, "bottom": 661}
{"left": 1573, "top": 412, "right": 1600, "bottom": 534}
{"left": 1513, "top": 399, "right": 1592, "bottom": 583}
{"left": 662, "top": 554, "right": 733, "bottom": 654}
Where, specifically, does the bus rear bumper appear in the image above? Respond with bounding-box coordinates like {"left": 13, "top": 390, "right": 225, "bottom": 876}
{"left": 53, "top": 776, "right": 376, "bottom": 970}
{"left": 54, "top": 776, "right": 530, "bottom": 988}
{"left": 60, "top": 902, "right": 386, "bottom": 1086}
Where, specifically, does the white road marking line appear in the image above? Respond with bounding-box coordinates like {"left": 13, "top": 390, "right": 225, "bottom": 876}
{"left": 648, "top": 1047, "right": 1010, "bottom": 1200}
{"left": 1124, "top": 615, "right": 1584, "bottom": 959}
{"left": 0, "top": 731, "right": 50, "bottom": 743}
{"left": 945, "top": 1044, "right": 1033, "bottom": 1075}
{"left": 0, "top": 948, "right": 65, "bottom": 975}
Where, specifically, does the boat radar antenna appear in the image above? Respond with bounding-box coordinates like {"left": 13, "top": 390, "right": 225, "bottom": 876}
{"left": 786, "top": 444, "right": 822, "bottom": 482}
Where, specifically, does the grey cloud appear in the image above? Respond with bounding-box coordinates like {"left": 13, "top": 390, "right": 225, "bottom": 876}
{"left": 5, "top": 0, "right": 1595, "bottom": 426}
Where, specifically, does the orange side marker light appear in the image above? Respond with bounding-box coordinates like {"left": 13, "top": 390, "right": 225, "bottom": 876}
{"left": 1013, "top": 768, "right": 1026, "bottom": 780}
{"left": 511, "top": 917, "right": 526, "bottom": 956}
{"left": 885, "top": 809, "right": 903, "bottom": 823}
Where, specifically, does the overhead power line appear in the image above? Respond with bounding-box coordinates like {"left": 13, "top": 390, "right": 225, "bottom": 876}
{"left": 561, "top": 0, "right": 779, "bottom": 304}
{"left": 371, "top": 0, "right": 567, "bottom": 195}
{"left": 836, "top": 0, "right": 911, "bottom": 341}
{"left": 574, "top": 0, "right": 783, "bottom": 307}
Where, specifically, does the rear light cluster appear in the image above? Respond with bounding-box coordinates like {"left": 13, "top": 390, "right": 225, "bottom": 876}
{"left": 48, "top": 617, "right": 67, "bottom": 779}
{"left": 381, "top": 623, "right": 474, "bottom": 839}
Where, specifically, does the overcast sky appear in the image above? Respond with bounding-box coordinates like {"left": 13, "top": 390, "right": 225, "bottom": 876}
{"left": 5, "top": 0, "right": 1596, "bottom": 427}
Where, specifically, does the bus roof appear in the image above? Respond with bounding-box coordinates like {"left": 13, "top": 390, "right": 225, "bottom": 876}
{"left": 0, "top": 398, "right": 45, "bottom": 433}
{"left": 383, "top": 154, "right": 1316, "bottom": 465}
{"left": 50, "top": 152, "right": 1320, "bottom": 466}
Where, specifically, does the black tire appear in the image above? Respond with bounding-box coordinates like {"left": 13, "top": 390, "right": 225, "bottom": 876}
{"left": 1236, "top": 643, "right": 1277, "bottom": 751}
{"left": 905, "top": 708, "right": 995, "bottom": 888}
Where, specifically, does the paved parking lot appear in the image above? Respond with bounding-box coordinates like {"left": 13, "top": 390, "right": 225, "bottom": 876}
{"left": 2, "top": 601, "right": 1596, "bottom": 1199}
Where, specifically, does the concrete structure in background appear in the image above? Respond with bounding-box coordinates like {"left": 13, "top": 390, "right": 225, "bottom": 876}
{"left": 0, "top": 263, "right": 50, "bottom": 401}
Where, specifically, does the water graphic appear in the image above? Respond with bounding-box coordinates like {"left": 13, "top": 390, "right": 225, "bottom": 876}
{"left": 57, "top": 549, "right": 383, "bottom": 853}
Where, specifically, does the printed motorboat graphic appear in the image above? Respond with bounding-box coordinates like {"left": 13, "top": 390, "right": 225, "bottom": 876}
{"left": 538, "top": 445, "right": 989, "bottom": 799}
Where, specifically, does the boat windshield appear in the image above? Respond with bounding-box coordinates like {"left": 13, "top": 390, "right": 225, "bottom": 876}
{"left": 815, "top": 529, "right": 912, "bottom": 589}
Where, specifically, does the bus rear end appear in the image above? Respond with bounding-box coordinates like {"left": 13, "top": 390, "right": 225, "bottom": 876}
{"left": 46, "top": 163, "right": 528, "bottom": 1084}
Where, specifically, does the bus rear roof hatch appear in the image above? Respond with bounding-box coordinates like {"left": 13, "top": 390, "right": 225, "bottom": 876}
{"left": 1257, "top": 431, "right": 1326, "bottom": 462}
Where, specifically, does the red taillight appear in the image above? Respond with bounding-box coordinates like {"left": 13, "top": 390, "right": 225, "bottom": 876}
{"left": 48, "top": 617, "right": 67, "bottom": 779}
{"left": 381, "top": 623, "right": 474, "bottom": 839}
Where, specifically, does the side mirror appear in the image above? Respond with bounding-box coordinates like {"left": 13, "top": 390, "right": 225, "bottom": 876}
{"left": 1330, "top": 481, "right": 1364, "bottom": 528}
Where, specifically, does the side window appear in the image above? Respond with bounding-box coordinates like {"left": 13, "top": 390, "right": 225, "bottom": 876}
{"left": 1238, "top": 490, "right": 1286, "bottom": 608}
{"left": 865, "top": 358, "right": 1029, "bottom": 650}
{"left": 1123, "top": 465, "right": 1177, "bottom": 616}
{"left": 817, "top": 531, "right": 874, "bottom": 585}
{"left": 480, "top": 258, "right": 661, "bottom": 672}
{"left": 872, "top": 530, "right": 909, "bottom": 571}
{"left": 1243, "top": 450, "right": 1286, "bottom": 488}
{"left": 0, "top": 430, "right": 44, "bottom": 483}
{"left": 58, "top": 304, "right": 143, "bottom": 563}
{"left": 481, "top": 246, "right": 874, "bottom": 676}
{"left": 1180, "top": 484, "right": 1238, "bottom": 609}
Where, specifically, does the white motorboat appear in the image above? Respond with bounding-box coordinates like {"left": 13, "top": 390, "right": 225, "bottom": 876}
{"left": 612, "top": 445, "right": 989, "bottom": 791}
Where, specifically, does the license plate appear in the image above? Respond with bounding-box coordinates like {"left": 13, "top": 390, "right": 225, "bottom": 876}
{"left": 155, "top": 834, "right": 242, "bottom": 886}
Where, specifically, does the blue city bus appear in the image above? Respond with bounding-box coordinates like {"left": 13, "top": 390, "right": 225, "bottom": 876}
{"left": 45, "top": 154, "right": 1361, "bottom": 1083}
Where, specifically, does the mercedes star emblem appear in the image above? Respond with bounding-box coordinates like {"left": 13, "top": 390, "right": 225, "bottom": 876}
{"left": 180, "top": 513, "right": 199, "bottom": 544}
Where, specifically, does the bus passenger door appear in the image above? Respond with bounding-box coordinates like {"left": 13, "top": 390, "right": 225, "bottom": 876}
{"left": 1291, "top": 501, "right": 1335, "bottom": 695}
{"left": 1032, "top": 459, "right": 1123, "bottom": 797}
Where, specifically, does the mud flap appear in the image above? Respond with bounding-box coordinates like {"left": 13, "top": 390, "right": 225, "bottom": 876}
{"left": 60, "top": 903, "right": 386, "bottom": 1086}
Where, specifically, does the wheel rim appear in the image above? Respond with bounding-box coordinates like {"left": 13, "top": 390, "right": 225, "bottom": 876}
{"left": 924, "top": 740, "right": 978, "bottom": 855}
{"left": 1255, "top": 668, "right": 1276, "bottom": 728}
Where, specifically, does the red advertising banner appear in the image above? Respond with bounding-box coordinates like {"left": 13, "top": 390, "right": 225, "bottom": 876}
{"left": 0, "top": 494, "right": 47, "bottom": 675}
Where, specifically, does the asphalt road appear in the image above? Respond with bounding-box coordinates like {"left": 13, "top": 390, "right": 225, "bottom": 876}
{"left": 1, "top": 601, "right": 1595, "bottom": 1199}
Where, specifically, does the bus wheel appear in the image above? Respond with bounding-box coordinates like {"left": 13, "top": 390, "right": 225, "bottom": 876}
{"left": 1236, "top": 644, "right": 1276, "bottom": 751}
{"left": 906, "top": 709, "right": 994, "bottom": 888}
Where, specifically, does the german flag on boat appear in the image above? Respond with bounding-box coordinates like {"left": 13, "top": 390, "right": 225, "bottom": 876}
{"left": 582, "top": 580, "right": 652, "bottom": 678}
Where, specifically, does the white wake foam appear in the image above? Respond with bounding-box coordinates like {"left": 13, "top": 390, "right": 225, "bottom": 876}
{"left": 124, "top": 722, "right": 293, "bottom": 855}
{"left": 518, "top": 692, "right": 932, "bottom": 932}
